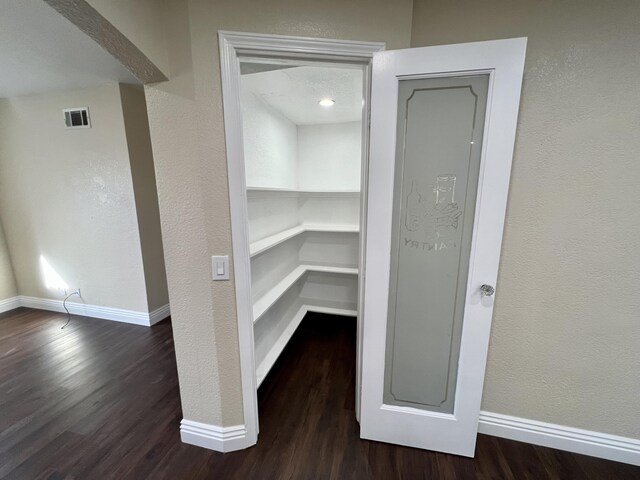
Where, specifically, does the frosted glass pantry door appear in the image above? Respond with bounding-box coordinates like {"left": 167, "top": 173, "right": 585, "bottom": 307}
{"left": 384, "top": 75, "right": 488, "bottom": 414}
{"left": 360, "top": 38, "right": 526, "bottom": 456}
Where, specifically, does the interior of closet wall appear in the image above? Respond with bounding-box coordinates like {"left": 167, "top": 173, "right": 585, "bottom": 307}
{"left": 241, "top": 65, "right": 363, "bottom": 386}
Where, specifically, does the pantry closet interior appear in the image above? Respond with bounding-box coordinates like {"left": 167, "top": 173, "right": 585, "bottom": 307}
{"left": 239, "top": 61, "right": 365, "bottom": 387}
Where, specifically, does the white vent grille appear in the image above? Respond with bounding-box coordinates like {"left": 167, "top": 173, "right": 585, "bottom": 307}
{"left": 63, "top": 107, "right": 90, "bottom": 128}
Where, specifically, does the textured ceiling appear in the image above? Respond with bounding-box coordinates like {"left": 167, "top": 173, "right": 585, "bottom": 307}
{"left": 241, "top": 65, "right": 363, "bottom": 125}
{"left": 0, "top": 0, "right": 138, "bottom": 98}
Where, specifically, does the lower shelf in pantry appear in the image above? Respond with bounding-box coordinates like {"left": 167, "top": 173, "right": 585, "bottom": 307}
{"left": 252, "top": 264, "right": 358, "bottom": 323}
{"left": 255, "top": 298, "right": 357, "bottom": 388}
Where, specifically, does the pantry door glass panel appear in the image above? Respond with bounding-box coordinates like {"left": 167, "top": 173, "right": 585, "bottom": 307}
{"left": 384, "top": 75, "right": 489, "bottom": 414}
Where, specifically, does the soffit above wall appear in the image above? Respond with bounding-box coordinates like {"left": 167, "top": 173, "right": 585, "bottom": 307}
{"left": 241, "top": 65, "right": 363, "bottom": 125}
{"left": 0, "top": 0, "right": 138, "bottom": 98}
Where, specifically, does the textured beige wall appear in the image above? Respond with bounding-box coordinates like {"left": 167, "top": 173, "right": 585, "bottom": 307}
{"left": 119, "top": 84, "right": 169, "bottom": 312}
{"left": 0, "top": 219, "right": 17, "bottom": 301}
{"left": 84, "top": 0, "right": 170, "bottom": 76}
{"left": 0, "top": 85, "right": 149, "bottom": 312}
{"left": 141, "top": 0, "right": 413, "bottom": 426}
{"left": 412, "top": 0, "right": 640, "bottom": 438}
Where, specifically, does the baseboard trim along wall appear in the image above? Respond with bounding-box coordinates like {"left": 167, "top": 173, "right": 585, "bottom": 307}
{"left": 4, "top": 295, "right": 170, "bottom": 327}
{"left": 180, "top": 411, "right": 640, "bottom": 464}
{"left": 0, "top": 296, "right": 20, "bottom": 314}
{"left": 149, "top": 303, "right": 171, "bottom": 326}
{"left": 180, "top": 419, "right": 248, "bottom": 453}
{"left": 479, "top": 411, "right": 640, "bottom": 466}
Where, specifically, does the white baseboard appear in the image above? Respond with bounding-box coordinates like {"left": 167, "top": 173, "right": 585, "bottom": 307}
{"left": 479, "top": 411, "right": 640, "bottom": 466}
{"left": 149, "top": 303, "right": 171, "bottom": 325}
{"left": 0, "top": 296, "right": 20, "bottom": 313}
{"left": 180, "top": 419, "right": 248, "bottom": 453}
{"left": 5, "top": 295, "right": 170, "bottom": 328}
{"left": 179, "top": 411, "right": 640, "bottom": 463}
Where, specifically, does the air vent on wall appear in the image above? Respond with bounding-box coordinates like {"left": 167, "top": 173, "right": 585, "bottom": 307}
{"left": 63, "top": 107, "right": 90, "bottom": 129}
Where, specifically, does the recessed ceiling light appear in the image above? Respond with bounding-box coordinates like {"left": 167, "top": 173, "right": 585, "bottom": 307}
{"left": 319, "top": 98, "right": 335, "bottom": 107}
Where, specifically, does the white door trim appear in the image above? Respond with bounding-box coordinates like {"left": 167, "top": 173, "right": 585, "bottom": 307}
{"left": 218, "top": 31, "right": 384, "bottom": 451}
{"left": 361, "top": 38, "right": 527, "bottom": 456}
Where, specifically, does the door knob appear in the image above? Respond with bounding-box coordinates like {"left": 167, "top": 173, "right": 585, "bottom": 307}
{"left": 480, "top": 284, "right": 495, "bottom": 297}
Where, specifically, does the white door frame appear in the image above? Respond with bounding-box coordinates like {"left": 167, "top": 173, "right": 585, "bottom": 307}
{"left": 218, "top": 31, "right": 384, "bottom": 449}
{"left": 361, "top": 38, "right": 527, "bottom": 455}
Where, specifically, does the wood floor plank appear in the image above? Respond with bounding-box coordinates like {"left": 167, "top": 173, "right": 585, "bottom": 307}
{"left": 1, "top": 308, "right": 638, "bottom": 479}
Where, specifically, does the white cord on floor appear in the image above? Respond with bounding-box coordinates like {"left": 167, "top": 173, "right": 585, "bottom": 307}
{"left": 61, "top": 291, "right": 80, "bottom": 329}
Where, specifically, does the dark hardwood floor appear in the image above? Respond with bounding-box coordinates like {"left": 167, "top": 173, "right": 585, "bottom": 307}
{"left": 1, "top": 307, "right": 638, "bottom": 479}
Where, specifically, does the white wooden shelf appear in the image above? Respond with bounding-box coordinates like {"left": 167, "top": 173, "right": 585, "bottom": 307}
{"left": 255, "top": 300, "right": 357, "bottom": 387}
{"left": 247, "top": 186, "right": 360, "bottom": 197}
{"left": 305, "top": 298, "right": 357, "bottom": 317}
{"left": 250, "top": 225, "right": 305, "bottom": 257}
{"left": 247, "top": 186, "right": 359, "bottom": 193}
{"left": 304, "top": 224, "right": 359, "bottom": 233}
{"left": 249, "top": 224, "right": 359, "bottom": 257}
{"left": 256, "top": 303, "right": 306, "bottom": 387}
{"left": 252, "top": 264, "right": 358, "bottom": 323}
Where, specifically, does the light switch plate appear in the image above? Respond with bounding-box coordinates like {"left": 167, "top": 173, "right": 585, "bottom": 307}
{"left": 211, "top": 255, "right": 229, "bottom": 281}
